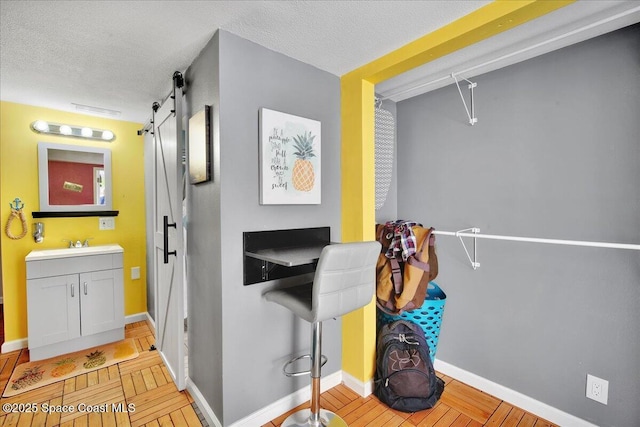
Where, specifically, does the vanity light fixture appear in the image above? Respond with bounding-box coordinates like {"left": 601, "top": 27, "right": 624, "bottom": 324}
{"left": 33, "top": 120, "right": 49, "bottom": 132}
{"left": 59, "top": 125, "right": 72, "bottom": 135}
{"left": 30, "top": 121, "right": 115, "bottom": 142}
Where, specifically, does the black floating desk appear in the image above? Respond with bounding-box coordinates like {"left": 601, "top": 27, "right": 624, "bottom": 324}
{"left": 243, "top": 227, "right": 330, "bottom": 285}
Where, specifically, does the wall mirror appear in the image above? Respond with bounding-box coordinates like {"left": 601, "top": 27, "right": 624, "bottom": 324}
{"left": 37, "top": 142, "right": 113, "bottom": 213}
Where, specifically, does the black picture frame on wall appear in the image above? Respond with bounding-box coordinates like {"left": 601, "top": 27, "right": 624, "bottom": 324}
{"left": 188, "top": 105, "right": 212, "bottom": 184}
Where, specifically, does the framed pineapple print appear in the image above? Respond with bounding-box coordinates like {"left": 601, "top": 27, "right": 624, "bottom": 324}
{"left": 259, "top": 108, "right": 321, "bottom": 204}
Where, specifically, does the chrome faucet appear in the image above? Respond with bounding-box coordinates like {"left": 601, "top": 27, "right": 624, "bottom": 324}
{"left": 63, "top": 239, "right": 92, "bottom": 248}
{"left": 69, "top": 240, "right": 82, "bottom": 248}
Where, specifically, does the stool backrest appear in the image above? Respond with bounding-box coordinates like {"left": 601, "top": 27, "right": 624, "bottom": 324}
{"left": 311, "top": 241, "right": 381, "bottom": 322}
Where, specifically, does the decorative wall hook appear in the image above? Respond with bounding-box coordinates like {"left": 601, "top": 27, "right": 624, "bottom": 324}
{"left": 6, "top": 198, "right": 27, "bottom": 239}
{"left": 10, "top": 197, "right": 24, "bottom": 211}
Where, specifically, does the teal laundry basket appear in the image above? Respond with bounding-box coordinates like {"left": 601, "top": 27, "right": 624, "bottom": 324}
{"left": 377, "top": 282, "right": 447, "bottom": 362}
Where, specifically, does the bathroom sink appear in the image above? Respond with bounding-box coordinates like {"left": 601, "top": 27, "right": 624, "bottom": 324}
{"left": 26, "top": 244, "right": 124, "bottom": 261}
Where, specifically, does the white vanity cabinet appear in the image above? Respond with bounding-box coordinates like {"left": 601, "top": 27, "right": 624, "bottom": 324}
{"left": 26, "top": 245, "right": 125, "bottom": 361}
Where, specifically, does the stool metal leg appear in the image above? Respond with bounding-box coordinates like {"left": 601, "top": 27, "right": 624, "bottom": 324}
{"left": 310, "top": 322, "right": 322, "bottom": 425}
{"left": 282, "top": 322, "right": 347, "bottom": 427}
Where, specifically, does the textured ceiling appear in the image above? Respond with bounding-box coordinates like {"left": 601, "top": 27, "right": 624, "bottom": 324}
{"left": 1, "top": 1, "right": 638, "bottom": 124}
{"left": 0, "top": 0, "right": 489, "bottom": 123}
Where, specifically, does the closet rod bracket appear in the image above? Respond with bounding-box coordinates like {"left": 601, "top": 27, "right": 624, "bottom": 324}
{"left": 456, "top": 227, "right": 480, "bottom": 270}
{"left": 452, "top": 74, "right": 478, "bottom": 126}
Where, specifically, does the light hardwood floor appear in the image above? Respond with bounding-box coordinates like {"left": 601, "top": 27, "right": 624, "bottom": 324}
{"left": 0, "top": 321, "right": 203, "bottom": 427}
{"left": 266, "top": 378, "right": 559, "bottom": 427}
{"left": 0, "top": 320, "right": 557, "bottom": 427}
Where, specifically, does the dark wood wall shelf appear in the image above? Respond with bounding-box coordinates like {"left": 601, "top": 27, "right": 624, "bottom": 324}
{"left": 32, "top": 211, "right": 119, "bottom": 218}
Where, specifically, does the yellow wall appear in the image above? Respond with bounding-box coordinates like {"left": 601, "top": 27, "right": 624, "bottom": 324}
{"left": 0, "top": 101, "right": 147, "bottom": 344}
{"left": 340, "top": 0, "right": 575, "bottom": 383}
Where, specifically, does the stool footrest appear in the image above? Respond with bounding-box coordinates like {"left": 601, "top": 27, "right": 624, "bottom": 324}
{"left": 283, "top": 354, "right": 328, "bottom": 377}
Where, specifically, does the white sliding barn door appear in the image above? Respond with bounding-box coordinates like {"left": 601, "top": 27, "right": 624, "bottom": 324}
{"left": 152, "top": 80, "right": 185, "bottom": 391}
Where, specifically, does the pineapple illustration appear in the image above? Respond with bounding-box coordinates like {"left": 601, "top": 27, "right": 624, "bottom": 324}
{"left": 292, "top": 131, "right": 316, "bottom": 192}
{"left": 51, "top": 358, "right": 77, "bottom": 378}
{"left": 11, "top": 366, "right": 44, "bottom": 390}
{"left": 114, "top": 342, "right": 135, "bottom": 359}
{"left": 83, "top": 350, "right": 106, "bottom": 369}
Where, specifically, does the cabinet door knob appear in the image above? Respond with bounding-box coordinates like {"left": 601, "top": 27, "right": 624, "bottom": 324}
{"left": 84, "top": 282, "right": 88, "bottom": 295}
{"left": 71, "top": 284, "right": 75, "bottom": 298}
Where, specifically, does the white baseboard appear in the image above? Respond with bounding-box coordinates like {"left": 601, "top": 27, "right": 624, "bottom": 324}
{"left": 341, "top": 371, "right": 373, "bottom": 397}
{"left": 228, "top": 370, "right": 342, "bottom": 427}
{"left": 1, "top": 338, "right": 27, "bottom": 354}
{"left": 145, "top": 312, "right": 156, "bottom": 333}
{"left": 186, "top": 370, "right": 359, "bottom": 427}
{"left": 434, "top": 359, "right": 598, "bottom": 427}
{"left": 186, "top": 378, "right": 223, "bottom": 427}
{"left": 1, "top": 313, "right": 151, "bottom": 355}
{"left": 125, "top": 312, "right": 149, "bottom": 324}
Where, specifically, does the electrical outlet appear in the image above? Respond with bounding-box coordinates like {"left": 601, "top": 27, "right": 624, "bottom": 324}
{"left": 99, "top": 217, "right": 115, "bottom": 230}
{"left": 586, "top": 374, "right": 608, "bottom": 405}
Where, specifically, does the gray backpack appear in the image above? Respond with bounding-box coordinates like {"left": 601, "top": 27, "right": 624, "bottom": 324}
{"left": 374, "top": 320, "right": 444, "bottom": 412}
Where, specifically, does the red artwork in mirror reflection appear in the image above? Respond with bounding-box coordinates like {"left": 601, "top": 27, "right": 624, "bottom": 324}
{"left": 48, "top": 160, "right": 103, "bottom": 205}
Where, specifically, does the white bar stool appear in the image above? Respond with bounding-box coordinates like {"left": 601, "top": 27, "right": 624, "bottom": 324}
{"left": 264, "top": 241, "right": 381, "bottom": 427}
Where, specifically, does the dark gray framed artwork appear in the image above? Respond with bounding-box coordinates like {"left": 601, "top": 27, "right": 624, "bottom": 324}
{"left": 188, "top": 105, "right": 212, "bottom": 184}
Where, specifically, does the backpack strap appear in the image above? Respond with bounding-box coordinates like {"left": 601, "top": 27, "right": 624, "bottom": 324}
{"left": 389, "top": 257, "right": 403, "bottom": 295}
{"left": 376, "top": 223, "right": 391, "bottom": 252}
{"left": 377, "top": 223, "right": 404, "bottom": 296}
{"left": 427, "top": 231, "right": 438, "bottom": 281}
{"left": 406, "top": 227, "right": 435, "bottom": 273}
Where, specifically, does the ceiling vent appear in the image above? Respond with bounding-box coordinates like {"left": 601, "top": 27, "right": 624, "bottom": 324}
{"left": 72, "top": 103, "right": 121, "bottom": 117}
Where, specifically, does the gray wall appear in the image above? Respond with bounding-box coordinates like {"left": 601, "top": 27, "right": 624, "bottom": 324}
{"left": 185, "top": 31, "right": 224, "bottom": 420}
{"left": 396, "top": 24, "right": 639, "bottom": 427}
{"left": 186, "top": 30, "right": 341, "bottom": 425}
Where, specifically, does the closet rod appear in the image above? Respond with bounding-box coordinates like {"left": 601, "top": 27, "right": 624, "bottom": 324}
{"left": 431, "top": 229, "right": 640, "bottom": 270}
{"left": 432, "top": 230, "right": 640, "bottom": 251}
